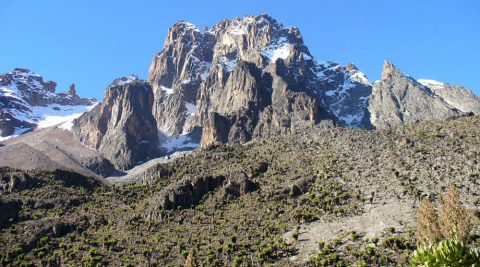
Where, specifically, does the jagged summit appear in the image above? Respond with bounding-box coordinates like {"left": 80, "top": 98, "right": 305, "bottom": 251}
{"left": 381, "top": 60, "right": 402, "bottom": 79}
{"left": 148, "top": 14, "right": 372, "bottom": 137}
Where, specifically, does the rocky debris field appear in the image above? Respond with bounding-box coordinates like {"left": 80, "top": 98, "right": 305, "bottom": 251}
{"left": 1, "top": 116, "right": 480, "bottom": 266}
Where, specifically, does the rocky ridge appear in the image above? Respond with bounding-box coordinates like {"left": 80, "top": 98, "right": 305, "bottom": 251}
{"left": 0, "top": 68, "right": 96, "bottom": 138}
{"left": 368, "top": 61, "right": 477, "bottom": 128}
{"left": 3, "top": 15, "right": 480, "bottom": 173}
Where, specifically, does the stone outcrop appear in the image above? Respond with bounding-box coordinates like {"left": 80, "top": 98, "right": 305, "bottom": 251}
{"left": 145, "top": 173, "right": 259, "bottom": 219}
{"left": 368, "top": 61, "right": 465, "bottom": 128}
{"left": 72, "top": 77, "right": 160, "bottom": 170}
{"left": 149, "top": 175, "right": 226, "bottom": 210}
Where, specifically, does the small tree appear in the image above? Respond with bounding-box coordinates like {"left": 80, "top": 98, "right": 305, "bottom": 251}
{"left": 438, "top": 186, "right": 475, "bottom": 243}
{"left": 416, "top": 198, "right": 441, "bottom": 246}
{"left": 410, "top": 239, "right": 480, "bottom": 266}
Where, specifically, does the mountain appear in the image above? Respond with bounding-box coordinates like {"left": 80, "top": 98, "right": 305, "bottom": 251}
{"left": 2, "top": 15, "right": 480, "bottom": 173}
{"left": 70, "top": 15, "right": 480, "bottom": 170}
{"left": 417, "top": 79, "right": 480, "bottom": 114}
{"left": 70, "top": 15, "right": 374, "bottom": 169}
{"left": 1, "top": 13, "right": 480, "bottom": 267}
{"left": 0, "top": 68, "right": 96, "bottom": 139}
{"left": 368, "top": 61, "right": 477, "bottom": 128}
{"left": 147, "top": 15, "right": 373, "bottom": 146}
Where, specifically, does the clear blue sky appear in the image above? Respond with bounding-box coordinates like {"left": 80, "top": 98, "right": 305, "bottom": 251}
{"left": 1, "top": 0, "right": 479, "bottom": 99}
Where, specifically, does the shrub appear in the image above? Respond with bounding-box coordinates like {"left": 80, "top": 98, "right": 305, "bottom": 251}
{"left": 409, "top": 239, "right": 480, "bottom": 266}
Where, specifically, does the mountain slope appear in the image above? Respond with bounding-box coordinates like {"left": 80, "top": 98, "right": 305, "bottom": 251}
{"left": 2, "top": 115, "right": 479, "bottom": 266}
{"left": 418, "top": 79, "right": 480, "bottom": 114}
{"left": 0, "top": 127, "right": 115, "bottom": 177}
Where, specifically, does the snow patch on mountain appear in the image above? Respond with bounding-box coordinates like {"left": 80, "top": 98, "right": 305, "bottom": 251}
{"left": 418, "top": 79, "right": 445, "bottom": 90}
{"left": 184, "top": 102, "right": 196, "bottom": 116}
{"left": 179, "top": 21, "right": 200, "bottom": 32}
{"left": 160, "top": 85, "right": 174, "bottom": 95}
{"left": 228, "top": 19, "right": 249, "bottom": 35}
{"left": 0, "top": 127, "right": 30, "bottom": 142}
{"left": 200, "top": 62, "right": 211, "bottom": 80}
{"left": 350, "top": 72, "right": 373, "bottom": 86}
{"left": 161, "top": 134, "right": 199, "bottom": 153}
{"left": 219, "top": 57, "right": 238, "bottom": 72}
{"left": 113, "top": 75, "right": 138, "bottom": 86}
{"left": 261, "top": 37, "right": 291, "bottom": 62}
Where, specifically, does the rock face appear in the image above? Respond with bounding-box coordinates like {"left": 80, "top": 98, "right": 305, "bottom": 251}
{"left": 0, "top": 68, "right": 96, "bottom": 137}
{"left": 368, "top": 61, "right": 467, "bottom": 128}
{"left": 72, "top": 76, "right": 160, "bottom": 170}
{"left": 148, "top": 15, "right": 373, "bottom": 148}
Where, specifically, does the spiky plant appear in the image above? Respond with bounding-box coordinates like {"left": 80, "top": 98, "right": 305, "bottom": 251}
{"left": 409, "top": 239, "right": 480, "bottom": 267}
{"left": 416, "top": 197, "right": 441, "bottom": 246}
{"left": 438, "top": 186, "right": 475, "bottom": 243}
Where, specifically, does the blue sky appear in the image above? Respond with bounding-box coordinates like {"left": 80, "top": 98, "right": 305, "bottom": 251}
{"left": 1, "top": 0, "right": 479, "bottom": 99}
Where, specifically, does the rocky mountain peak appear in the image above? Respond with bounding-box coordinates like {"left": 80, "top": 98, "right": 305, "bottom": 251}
{"left": 381, "top": 60, "right": 403, "bottom": 80}
{"left": 0, "top": 68, "right": 96, "bottom": 138}
{"left": 111, "top": 75, "right": 139, "bottom": 87}
{"left": 344, "top": 62, "right": 358, "bottom": 72}
{"left": 369, "top": 62, "right": 466, "bottom": 128}
{"left": 72, "top": 14, "right": 478, "bottom": 171}
{"left": 145, "top": 14, "right": 375, "bottom": 148}
{"left": 166, "top": 20, "right": 202, "bottom": 45}
{"left": 67, "top": 83, "right": 76, "bottom": 96}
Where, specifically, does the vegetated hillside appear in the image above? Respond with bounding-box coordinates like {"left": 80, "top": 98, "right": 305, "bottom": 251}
{"left": 1, "top": 116, "right": 480, "bottom": 266}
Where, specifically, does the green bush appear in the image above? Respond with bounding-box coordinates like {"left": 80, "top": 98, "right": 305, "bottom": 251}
{"left": 409, "top": 239, "right": 480, "bottom": 266}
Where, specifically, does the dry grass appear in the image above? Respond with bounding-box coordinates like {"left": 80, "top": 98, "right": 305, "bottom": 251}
{"left": 438, "top": 186, "right": 477, "bottom": 243}
{"left": 416, "top": 186, "right": 478, "bottom": 246}
{"left": 416, "top": 198, "right": 441, "bottom": 246}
